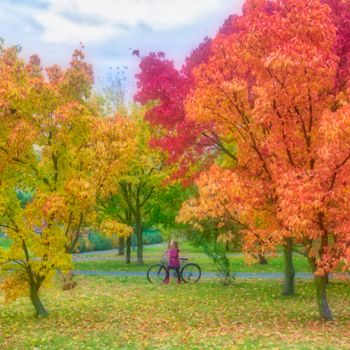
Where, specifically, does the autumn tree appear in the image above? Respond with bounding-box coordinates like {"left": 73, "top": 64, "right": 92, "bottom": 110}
{"left": 134, "top": 17, "right": 240, "bottom": 181}
{"left": 177, "top": 165, "right": 279, "bottom": 266}
{"left": 134, "top": 39, "right": 215, "bottom": 182}
{"left": 101, "top": 177, "right": 188, "bottom": 264}
{"left": 98, "top": 107, "right": 169, "bottom": 264}
{"left": 0, "top": 45, "right": 133, "bottom": 315}
{"left": 95, "top": 65, "right": 131, "bottom": 256}
{"left": 186, "top": 0, "right": 350, "bottom": 320}
{"left": 0, "top": 45, "right": 75, "bottom": 316}
{"left": 98, "top": 66, "right": 128, "bottom": 116}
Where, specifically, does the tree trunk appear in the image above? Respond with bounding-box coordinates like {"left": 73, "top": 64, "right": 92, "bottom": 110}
{"left": 258, "top": 253, "right": 268, "bottom": 265}
{"left": 282, "top": 238, "right": 295, "bottom": 296}
{"left": 68, "top": 212, "right": 84, "bottom": 253}
{"left": 61, "top": 270, "right": 77, "bottom": 291}
{"left": 118, "top": 236, "right": 125, "bottom": 256}
{"left": 325, "top": 272, "right": 329, "bottom": 285}
{"left": 136, "top": 224, "right": 143, "bottom": 265}
{"left": 314, "top": 274, "right": 333, "bottom": 321}
{"left": 126, "top": 236, "right": 131, "bottom": 264}
{"left": 30, "top": 284, "right": 48, "bottom": 317}
{"left": 308, "top": 256, "right": 333, "bottom": 321}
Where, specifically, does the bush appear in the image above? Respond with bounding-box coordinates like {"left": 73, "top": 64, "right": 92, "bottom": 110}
{"left": 76, "top": 229, "right": 162, "bottom": 253}
{"left": 184, "top": 223, "right": 236, "bottom": 285}
{"left": 143, "top": 229, "right": 162, "bottom": 245}
{"left": 77, "top": 231, "right": 117, "bottom": 253}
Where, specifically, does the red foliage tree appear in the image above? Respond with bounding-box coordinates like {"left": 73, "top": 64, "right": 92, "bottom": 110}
{"left": 134, "top": 20, "right": 237, "bottom": 181}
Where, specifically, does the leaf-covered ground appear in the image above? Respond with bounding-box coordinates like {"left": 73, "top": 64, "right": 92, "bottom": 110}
{"left": 1, "top": 276, "right": 349, "bottom": 349}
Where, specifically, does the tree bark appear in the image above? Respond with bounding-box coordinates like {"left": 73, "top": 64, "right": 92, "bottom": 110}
{"left": 314, "top": 274, "right": 333, "bottom": 321}
{"left": 258, "top": 253, "right": 268, "bottom": 265}
{"left": 136, "top": 223, "right": 143, "bottom": 265}
{"left": 325, "top": 272, "right": 329, "bottom": 285}
{"left": 68, "top": 212, "right": 84, "bottom": 253}
{"left": 30, "top": 284, "right": 48, "bottom": 317}
{"left": 118, "top": 236, "right": 125, "bottom": 256}
{"left": 308, "top": 256, "right": 333, "bottom": 321}
{"left": 125, "top": 236, "right": 131, "bottom": 264}
{"left": 61, "top": 270, "right": 77, "bottom": 291}
{"left": 282, "top": 237, "right": 295, "bottom": 296}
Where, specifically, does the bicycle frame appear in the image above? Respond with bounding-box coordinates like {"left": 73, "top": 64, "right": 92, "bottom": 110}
{"left": 147, "top": 256, "right": 201, "bottom": 284}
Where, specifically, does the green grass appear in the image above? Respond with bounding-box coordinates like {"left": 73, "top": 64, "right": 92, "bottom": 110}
{"left": 75, "top": 240, "right": 312, "bottom": 274}
{"left": 74, "top": 251, "right": 311, "bottom": 273}
{"left": 80, "top": 241, "right": 222, "bottom": 257}
{"left": 0, "top": 237, "right": 11, "bottom": 250}
{"left": 0, "top": 276, "right": 349, "bottom": 349}
{"left": 0, "top": 236, "right": 312, "bottom": 273}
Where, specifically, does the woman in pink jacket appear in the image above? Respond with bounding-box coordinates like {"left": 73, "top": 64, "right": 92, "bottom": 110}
{"left": 163, "top": 240, "right": 181, "bottom": 284}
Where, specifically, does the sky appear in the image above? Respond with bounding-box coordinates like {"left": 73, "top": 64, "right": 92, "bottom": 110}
{"left": 0, "top": 0, "right": 244, "bottom": 92}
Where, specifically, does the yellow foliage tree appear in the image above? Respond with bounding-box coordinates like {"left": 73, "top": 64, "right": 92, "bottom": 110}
{"left": 0, "top": 44, "right": 135, "bottom": 316}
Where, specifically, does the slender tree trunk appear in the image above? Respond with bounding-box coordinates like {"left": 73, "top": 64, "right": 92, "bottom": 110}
{"left": 118, "top": 236, "right": 125, "bottom": 256}
{"left": 308, "top": 257, "right": 333, "bottom": 321}
{"left": 23, "top": 241, "right": 48, "bottom": 316}
{"left": 258, "top": 253, "right": 268, "bottom": 265}
{"left": 126, "top": 236, "right": 131, "bottom": 264}
{"left": 60, "top": 270, "right": 77, "bottom": 291}
{"left": 69, "top": 212, "right": 84, "bottom": 253}
{"left": 61, "top": 214, "right": 84, "bottom": 290}
{"left": 30, "top": 284, "right": 48, "bottom": 317}
{"left": 282, "top": 237, "right": 295, "bottom": 296}
{"left": 325, "top": 272, "right": 329, "bottom": 285}
{"left": 314, "top": 274, "right": 333, "bottom": 321}
{"left": 136, "top": 223, "right": 143, "bottom": 265}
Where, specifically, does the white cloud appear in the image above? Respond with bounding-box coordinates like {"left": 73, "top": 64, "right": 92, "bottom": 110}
{"left": 30, "top": 0, "right": 230, "bottom": 45}
{"left": 34, "top": 11, "right": 119, "bottom": 44}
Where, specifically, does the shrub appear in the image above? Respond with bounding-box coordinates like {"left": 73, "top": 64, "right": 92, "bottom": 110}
{"left": 143, "top": 229, "right": 162, "bottom": 245}
{"left": 184, "top": 223, "right": 236, "bottom": 284}
{"left": 77, "top": 231, "right": 117, "bottom": 252}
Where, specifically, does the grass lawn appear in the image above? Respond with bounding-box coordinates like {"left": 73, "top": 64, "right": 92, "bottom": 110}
{"left": 0, "top": 276, "right": 349, "bottom": 349}
{"left": 1, "top": 237, "right": 311, "bottom": 274}
{"left": 0, "top": 237, "right": 11, "bottom": 250}
{"left": 0, "top": 234, "right": 312, "bottom": 276}
{"left": 74, "top": 242, "right": 311, "bottom": 274}
{"left": 74, "top": 254, "right": 311, "bottom": 273}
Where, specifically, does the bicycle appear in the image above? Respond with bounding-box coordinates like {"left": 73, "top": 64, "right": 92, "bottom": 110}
{"left": 147, "top": 257, "right": 201, "bottom": 284}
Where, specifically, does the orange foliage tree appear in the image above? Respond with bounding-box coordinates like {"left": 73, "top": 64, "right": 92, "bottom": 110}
{"left": 177, "top": 165, "right": 281, "bottom": 262}
{"left": 185, "top": 0, "right": 350, "bottom": 320}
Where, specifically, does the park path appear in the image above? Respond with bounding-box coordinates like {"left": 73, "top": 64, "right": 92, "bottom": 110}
{"left": 73, "top": 253, "right": 270, "bottom": 262}
{"left": 73, "top": 243, "right": 164, "bottom": 257}
{"left": 73, "top": 270, "right": 314, "bottom": 279}
{"left": 73, "top": 254, "right": 161, "bottom": 262}
{"left": 72, "top": 244, "right": 252, "bottom": 262}
{"left": 73, "top": 244, "right": 163, "bottom": 262}
{"left": 73, "top": 246, "right": 349, "bottom": 279}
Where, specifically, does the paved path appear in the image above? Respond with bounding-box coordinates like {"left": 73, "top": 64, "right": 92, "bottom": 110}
{"left": 73, "top": 253, "right": 252, "bottom": 262}
{"left": 74, "top": 270, "right": 314, "bottom": 279}
{"left": 73, "top": 255, "right": 159, "bottom": 262}
{"left": 73, "top": 246, "right": 257, "bottom": 262}
{"left": 73, "top": 243, "right": 165, "bottom": 257}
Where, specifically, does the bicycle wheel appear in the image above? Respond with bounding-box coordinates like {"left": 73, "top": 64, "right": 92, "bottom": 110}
{"left": 147, "top": 264, "right": 166, "bottom": 284}
{"left": 181, "top": 263, "right": 201, "bottom": 283}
